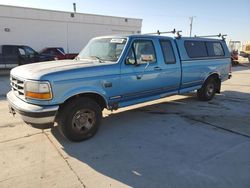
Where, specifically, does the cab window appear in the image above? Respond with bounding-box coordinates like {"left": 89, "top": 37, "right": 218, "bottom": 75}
{"left": 23, "top": 46, "right": 36, "bottom": 57}
{"left": 18, "top": 48, "right": 25, "bottom": 56}
{"left": 126, "top": 40, "right": 156, "bottom": 65}
{"left": 160, "top": 40, "right": 176, "bottom": 64}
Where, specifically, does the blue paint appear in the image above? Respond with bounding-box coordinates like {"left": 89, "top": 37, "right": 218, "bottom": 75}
{"left": 10, "top": 34, "right": 231, "bottom": 110}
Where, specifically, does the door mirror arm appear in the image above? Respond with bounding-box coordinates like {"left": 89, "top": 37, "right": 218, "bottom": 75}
{"left": 137, "top": 62, "right": 150, "bottom": 80}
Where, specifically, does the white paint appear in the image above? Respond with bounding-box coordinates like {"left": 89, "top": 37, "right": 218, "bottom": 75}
{"left": 0, "top": 5, "right": 142, "bottom": 53}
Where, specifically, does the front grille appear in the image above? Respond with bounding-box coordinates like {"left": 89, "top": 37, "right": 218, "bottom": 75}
{"left": 10, "top": 76, "right": 25, "bottom": 99}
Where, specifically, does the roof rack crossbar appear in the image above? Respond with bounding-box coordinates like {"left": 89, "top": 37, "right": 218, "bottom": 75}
{"left": 176, "top": 30, "right": 182, "bottom": 38}
{"left": 144, "top": 29, "right": 176, "bottom": 35}
{"left": 194, "top": 33, "right": 227, "bottom": 40}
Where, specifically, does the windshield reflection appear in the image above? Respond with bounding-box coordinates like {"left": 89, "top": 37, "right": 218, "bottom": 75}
{"left": 78, "top": 38, "right": 127, "bottom": 63}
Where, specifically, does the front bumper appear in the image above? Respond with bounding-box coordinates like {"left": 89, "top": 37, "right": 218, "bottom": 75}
{"left": 7, "top": 91, "right": 59, "bottom": 128}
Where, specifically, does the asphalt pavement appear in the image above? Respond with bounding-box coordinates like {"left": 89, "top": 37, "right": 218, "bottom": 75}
{"left": 0, "top": 65, "right": 250, "bottom": 188}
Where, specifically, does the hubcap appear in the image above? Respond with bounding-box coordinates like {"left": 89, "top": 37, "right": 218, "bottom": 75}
{"left": 72, "top": 109, "right": 95, "bottom": 132}
{"left": 206, "top": 83, "right": 214, "bottom": 97}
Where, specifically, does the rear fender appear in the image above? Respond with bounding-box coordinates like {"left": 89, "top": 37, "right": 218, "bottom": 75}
{"left": 203, "top": 72, "right": 221, "bottom": 93}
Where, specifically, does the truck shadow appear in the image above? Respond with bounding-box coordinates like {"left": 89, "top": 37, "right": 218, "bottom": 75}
{"left": 50, "top": 90, "right": 250, "bottom": 187}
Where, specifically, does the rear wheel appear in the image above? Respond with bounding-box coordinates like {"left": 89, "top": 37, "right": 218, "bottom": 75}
{"left": 58, "top": 97, "right": 102, "bottom": 142}
{"left": 197, "top": 78, "right": 217, "bottom": 101}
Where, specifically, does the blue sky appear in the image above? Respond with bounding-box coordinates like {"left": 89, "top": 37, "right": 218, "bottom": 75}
{"left": 0, "top": 0, "right": 249, "bottom": 42}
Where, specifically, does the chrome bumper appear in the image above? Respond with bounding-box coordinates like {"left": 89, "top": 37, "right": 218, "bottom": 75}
{"left": 7, "top": 91, "right": 59, "bottom": 128}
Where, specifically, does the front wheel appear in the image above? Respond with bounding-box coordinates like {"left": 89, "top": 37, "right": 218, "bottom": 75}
{"left": 197, "top": 78, "right": 217, "bottom": 101}
{"left": 58, "top": 97, "right": 102, "bottom": 142}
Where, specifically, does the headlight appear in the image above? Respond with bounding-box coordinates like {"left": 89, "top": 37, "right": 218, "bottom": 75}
{"left": 24, "top": 81, "right": 52, "bottom": 100}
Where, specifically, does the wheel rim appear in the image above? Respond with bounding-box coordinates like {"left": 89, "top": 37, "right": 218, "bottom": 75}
{"left": 206, "top": 83, "right": 215, "bottom": 97}
{"left": 72, "top": 109, "right": 96, "bottom": 132}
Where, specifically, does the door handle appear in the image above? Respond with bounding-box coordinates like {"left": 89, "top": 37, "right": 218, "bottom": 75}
{"left": 154, "top": 66, "right": 162, "bottom": 71}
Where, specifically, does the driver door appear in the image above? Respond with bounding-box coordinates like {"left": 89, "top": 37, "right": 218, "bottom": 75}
{"left": 119, "top": 39, "right": 163, "bottom": 102}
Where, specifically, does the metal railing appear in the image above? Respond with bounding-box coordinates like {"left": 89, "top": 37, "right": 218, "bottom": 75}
{"left": 143, "top": 29, "right": 182, "bottom": 38}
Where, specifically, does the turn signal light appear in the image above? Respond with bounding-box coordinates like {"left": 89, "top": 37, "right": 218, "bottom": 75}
{"left": 25, "top": 91, "right": 52, "bottom": 100}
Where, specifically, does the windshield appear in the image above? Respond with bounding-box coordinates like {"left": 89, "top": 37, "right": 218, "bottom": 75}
{"left": 78, "top": 38, "right": 127, "bottom": 62}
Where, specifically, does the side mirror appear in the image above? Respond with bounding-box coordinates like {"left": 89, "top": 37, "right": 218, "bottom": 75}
{"left": 140, "top": 54, "right": 154, "bottom": 62}
{"left": 125, "top": 57, "right": 136, "bottom": 65}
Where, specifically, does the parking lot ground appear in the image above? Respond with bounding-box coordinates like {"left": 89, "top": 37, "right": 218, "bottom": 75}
{"left": 0, "top": 66, "right": 250, "bottom": 188}
{"left": 0, "top": 75, "right": 10, "bottom": 98}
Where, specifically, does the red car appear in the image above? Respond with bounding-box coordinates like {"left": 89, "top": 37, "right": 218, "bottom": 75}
{"left": 40, "top": 47, "right": 78, "bottom": 60}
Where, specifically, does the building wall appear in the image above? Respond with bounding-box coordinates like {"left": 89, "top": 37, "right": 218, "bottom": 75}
{"left": 242, "top": 41, "right": 250, "bottom": 51}
{"left": 0, "top": 5, "right": 142, "bottom": 53}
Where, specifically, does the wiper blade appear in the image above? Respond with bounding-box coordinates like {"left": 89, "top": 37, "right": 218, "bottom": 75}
{"left": 89, "top": 56, "right": 105, "bottom": 63}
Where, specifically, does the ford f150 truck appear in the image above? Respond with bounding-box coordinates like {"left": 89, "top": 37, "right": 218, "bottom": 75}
{"left": 7, "top": 34, "right": 231, "bottom": 142}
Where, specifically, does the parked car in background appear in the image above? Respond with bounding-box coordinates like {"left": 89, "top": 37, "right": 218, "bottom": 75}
{"left": 240, "top": 43, "right": 250, "bottom": 62}
{"left": 231, "top": 50, "right": 239, "bottom": 65}
{"left": 40, "top": 47, "right": 78, "bottom": 60}
{"left": 0, "top": 45, "right": 54, "bottom": 69}
{"left": 7, "top": 34, "right": 232, "bottom": 142}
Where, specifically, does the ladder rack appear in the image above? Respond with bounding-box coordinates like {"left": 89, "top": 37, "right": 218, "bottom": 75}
{"left": 194, "top": 33, "right": 227, "bottom": 40}
{"left": 143, "top": 29, "right": 182, "bottom": 38}
{"left": 144, "top": 29, "right": 176, "bottom": 35}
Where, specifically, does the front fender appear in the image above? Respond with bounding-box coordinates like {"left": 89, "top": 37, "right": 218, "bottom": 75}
{"left": 56, "top": 86, "right": 108, "bottom": 105}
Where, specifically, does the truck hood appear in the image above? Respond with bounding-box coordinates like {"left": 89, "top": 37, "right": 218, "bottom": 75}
{"left": 10, "top": 59, "right": 105, "bottom": 80}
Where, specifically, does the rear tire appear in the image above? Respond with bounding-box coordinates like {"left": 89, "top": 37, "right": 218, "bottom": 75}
{"left": 197, "top": 78, "right": 217, "bottom": 101}
{"left": 58, "top": 97, "right": 102, "bottom": 142}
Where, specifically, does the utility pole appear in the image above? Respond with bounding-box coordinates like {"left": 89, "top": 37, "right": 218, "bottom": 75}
{"left": 189, "top": 16, "right": 195, "bottom": 37}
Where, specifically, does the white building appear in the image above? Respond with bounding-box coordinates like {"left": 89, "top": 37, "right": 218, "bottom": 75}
{"left": 0, "top": 5, "right": 142, "bottom": 53}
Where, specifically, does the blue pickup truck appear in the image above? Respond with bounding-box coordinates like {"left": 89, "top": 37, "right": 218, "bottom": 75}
{"left": 7, "top": 34, "right": 231, "bottom": 141}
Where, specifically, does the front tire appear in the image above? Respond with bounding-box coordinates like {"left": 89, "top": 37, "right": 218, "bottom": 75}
{"left": 58, "top": 97, "right": 102, "bottom": 142}
{"left": 197, "top": 78, "right": 217, "bottom": 101}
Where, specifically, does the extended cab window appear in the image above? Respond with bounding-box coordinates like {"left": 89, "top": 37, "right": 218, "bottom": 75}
{"left": 185, "top": 41, "right": 208, "bottom": 58}
{"left": 206, "top": 42, "right": 224, "bottom": 56}
{"left": 126, "top": 40, "right": 156, "bottom": 65}
{"left": 160, "top": 40, "right": 176, "bottom": 64}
